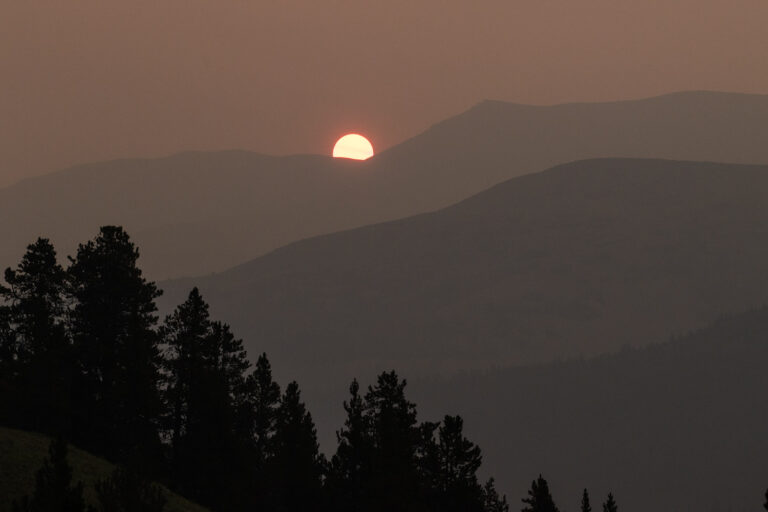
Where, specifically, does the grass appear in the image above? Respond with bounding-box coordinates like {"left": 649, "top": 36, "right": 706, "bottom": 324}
{"left": 0, "top": 426, "right": 208, "bottom": 511}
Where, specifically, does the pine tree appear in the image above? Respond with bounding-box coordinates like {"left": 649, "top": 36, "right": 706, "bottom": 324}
{"left": 243, "top": 352, "right": 282, "bottom": 509}
{"left": 91, "top": 466, "right": 166, "bottom": 512}
{"left": 162, "top": 287, "right": 255, "bottom": 510}
{"left": 12, "top": 437, "right": 86, "bottom": 512}
{"left": 481, "top": 478, "right": 509, "bottom": 512}
{"left": 602, "top": 493, "right": 617, "bottom": 512}
{"left": 581, "top": 489, "right": 592, "bottom": 512}
{"left": 0, "top": 238, "right": 72, "bottom": 434}
{"left": 363, "top": 371, "right": 423, "bottom": 512}
{"left": 247, "top": 353, "right": 281, "bottom": 461}
{"left": 521, "top": 475, "right": 559, "bottom": 512}
{"left": 328, "top": 372, "right": 507, "bottom": 512}
{"left": 429, "top": 415, "right": 484, "bottom": 512}
{"left": 162, "top": 287, "right": 211, "bottom": 464}
{"left": 210, "top": 320, "right": 251, "bottom": 438}
{"left": 67, "top": 226, "right": 163, "bottom": 465}
{"left": 266, "top": 381, "right": 326, "bottom": 512}
{"left": 327, "top": 379, "right": 372, "bottom": 512}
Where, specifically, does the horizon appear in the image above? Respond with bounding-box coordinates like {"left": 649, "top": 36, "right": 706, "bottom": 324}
{"left": 3, "top": 0, "right": 768, "bottom": 187}
{"left": 3, "top": 88, "right": 766, "bottom": 189}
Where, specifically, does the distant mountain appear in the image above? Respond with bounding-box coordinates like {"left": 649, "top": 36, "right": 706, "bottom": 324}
{"left": 2, "top": 91, "right": 768, "bottom": 279}
{"left": 159, "top": 159, "right": 768, "bottom": 391}
{"left": 0, "top": 152, "right": 377, "bottom": 279}
{"left": 408, "top": 307, "right": 768, "bottom": 512}
{"left": 372, "top": 90, "right": 768, "bottom": 208}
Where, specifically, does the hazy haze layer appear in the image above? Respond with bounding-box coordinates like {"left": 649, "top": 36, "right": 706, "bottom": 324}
{"left": 3, "top": 1, "right": 768, "bottom": 186}
{"left": 159, "top": 158, "right": 768, "bottom": 389}
{"left": 2, "top": 91, "right": 768, "bottom": 279}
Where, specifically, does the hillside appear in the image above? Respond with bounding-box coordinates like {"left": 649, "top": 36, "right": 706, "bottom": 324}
{"left": 0, "top": 426, "right": 208, "bottom": 511}
{"left": 2, "top": 91, "right": 768, "bottom": 279}
{"left": 159, "top": 158, "right": 768, "bottom": 393}
{"left": 407, "top": 307, "right": 768, "bottom": 512}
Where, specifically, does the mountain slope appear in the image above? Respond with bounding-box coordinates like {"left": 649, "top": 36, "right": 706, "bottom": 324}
{"left": 409, "top": 307, "right": 768, "bottom": 512}
{"left": 0, "top": 151, "right": 378, "bottom": 279}
{"left": 374, "top": 90, "right": 768, "bottom": 203}
{"left": 0, "top": 426, "right": 208, "bottom": 511}
{"left": 3, "top": 91, "right": 768, "bottom": 279}
{"left": 159, "top": 158, "right": 768, "bottom": 390}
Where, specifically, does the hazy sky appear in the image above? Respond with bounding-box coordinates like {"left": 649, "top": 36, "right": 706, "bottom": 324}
{"left": 2, "top": 0, "right": 768, "bottom": 187}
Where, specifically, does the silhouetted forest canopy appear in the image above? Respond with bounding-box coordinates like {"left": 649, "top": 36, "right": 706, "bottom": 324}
{"left": 0, "top": 228, "right": 511, "bottom": 511}
{"left": 1, "top": 227, "right": 766, "bottom": 511}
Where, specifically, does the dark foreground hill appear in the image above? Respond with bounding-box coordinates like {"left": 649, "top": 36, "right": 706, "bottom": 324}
{"left": 160, "top": 158, "right": 768, "bottom": 392}
{"left": 408, "top": 307, "right": 768, "bottom": 512}
{"left": 0, "top": 427, "right": 208, "bottom": 512}
{"left": 3, "top": 91, "right": 768, "bottom": 279}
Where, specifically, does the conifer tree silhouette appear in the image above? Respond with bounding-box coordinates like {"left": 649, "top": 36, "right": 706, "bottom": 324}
{"left": 12, "top": 437, "right": 86, "bottom": 512}
{"left": 162, "top": 287, "right": 253, "bottom": 510}
{"left": 481, "top": 478, "right": 509, "bottom": 512}
{"left": 327, "top": 379, "right": 371, "bottom": 511}
{"left": 67, "top": 226, "right": 163, "bottom": 465}
{"left": 0, "top": 238, "right": 72, "bottom": 434}
{"left": 429, "top": 415, "right": 484, "bottom": 511}
{"left": 521, "top": 475, "right": 559, "bottom": 512}
{"left": 1, "top": 230, "right": 519, "bottom": 512}
{"left": 602, "top": 493, "right": 617, "bottom": 512}
{"left": 328, "top": 372, "right": 502, "bottom": 512}
{"left": 246, "top": 352, "right": 282, "bottom": 509}
{"left": 162, "top": 287, "right": 214, "bottom": 503}
{"left": 363, "top": 371, "right": 423, "bottom": 512}
{"left": 248, "top": 353, "right": 281, "bottom": 463}
{"left": 265, "top": 381, "right": 325, "bottom": 512}
{"left": 581, "top": 489, "right": 592, "bottom": 512}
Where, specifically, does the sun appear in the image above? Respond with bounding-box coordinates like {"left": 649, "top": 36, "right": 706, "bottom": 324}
{"left": 332, "top": 134, "right": 374, "bottom": 160}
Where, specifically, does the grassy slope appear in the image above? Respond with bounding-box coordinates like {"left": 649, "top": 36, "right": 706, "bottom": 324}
{"left": 0, "top": 426, "right": 207, "bottom": 512}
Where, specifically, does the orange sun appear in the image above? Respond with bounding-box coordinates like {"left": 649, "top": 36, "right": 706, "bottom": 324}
{"left": 332, "top": 134, "right": 374, "bottom": 160}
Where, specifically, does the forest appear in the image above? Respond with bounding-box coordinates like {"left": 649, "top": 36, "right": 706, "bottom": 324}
{"left": 0, "top": 227, "right": 765, "bottom": 512}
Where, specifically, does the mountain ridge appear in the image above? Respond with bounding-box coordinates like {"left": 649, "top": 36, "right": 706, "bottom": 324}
{"left": 158, "top": 158, "right": 768, "bottom": 395}
{"left": 3, "top": 91, "right": 768, "bottom": 279}
{"left": 407, "top": 306, "right": 768, "bottom": 512}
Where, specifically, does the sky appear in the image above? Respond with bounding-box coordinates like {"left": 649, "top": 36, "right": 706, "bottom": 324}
{"left": 2, "top": 0, "right": 768, "bottom": 187}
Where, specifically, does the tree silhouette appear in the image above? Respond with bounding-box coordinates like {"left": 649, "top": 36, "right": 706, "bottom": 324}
{"left": 162, "top": 287, "right": 210, "bottom": 456}
{"left": 210, "top": 320, "right": 251, "bottom": 438}
{"left": 161, "top": 287, "right": 253, "bottom": 509}
{"left": 581, "top": 489, "right": 592, "bottom": 512}
{"left": 481, "top": 478, "right": 509, "bottom": 512}
{"left": 328, "top": 372, "right": 499, "bottom": 512}
{"left": 602, "top": 493, "right": 617, "bottom": 512}
{"left": 0, "top": 239, "right": 72, "bottom": 434}
{"left": 426, "top": 415, "right": 484, "bottom": 512}
{"left": 245, "top": 352, "right": 282, "bottom": 509}
{"left": 327, "top": 379, "right": 372, "bottom": 511}
{"left": 265, "top": 381, "right": 326, "bottom": 512}
{"left": 764, "top": 489, "right": 767, "bottom": 511}
{"left": 521, "top": 475, "right": 559, "bottom": 512}
{"left": 247, "top": 352, "right": 281, "bottom": 463}
{"left": 67, "top": 226, "right": 163, "bottom": 465}
{"left": 12, "top": 437, "right": 86, "bottom": 512}
{"left": 91, "top": 465, "right": 166, "bottom": 512}
{"left": 363, "top": 371, "right": 423, "bottom": 512}
{"left": 0, "top": 230, "right": 515, "bottom": 512}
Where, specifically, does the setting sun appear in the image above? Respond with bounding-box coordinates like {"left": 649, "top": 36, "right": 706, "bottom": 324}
{"left": 332, "top": 133, "right": 374, "bottom": 160}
